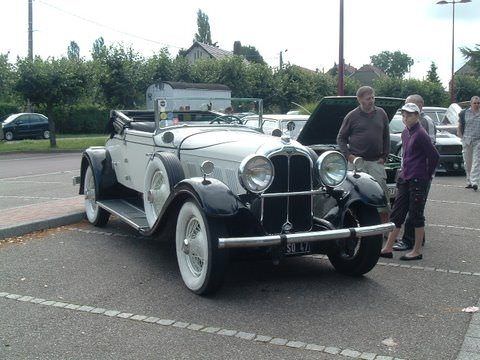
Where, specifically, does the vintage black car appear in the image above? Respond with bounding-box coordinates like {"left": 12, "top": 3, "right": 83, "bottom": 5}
{"left": 77, "top": 97, "right": 395, "bottom": 295}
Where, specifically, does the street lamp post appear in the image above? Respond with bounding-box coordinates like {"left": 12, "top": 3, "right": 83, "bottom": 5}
{"left": 436, "top": 0, "right": 471, "bottom": 103}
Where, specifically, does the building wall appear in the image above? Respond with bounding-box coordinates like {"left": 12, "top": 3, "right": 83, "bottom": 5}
{"left": 185, "top": 46, "right": 211, "bottom": 64}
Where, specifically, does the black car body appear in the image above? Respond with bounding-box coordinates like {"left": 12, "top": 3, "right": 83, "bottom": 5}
{"left": 389, "top": 114, "right": 464, "bottom": 173}
{"left": 297, "top": 96, "right": 404, "bottom": 201}
{"left": 1, "top": 113, "right": 50, "bottom": 141}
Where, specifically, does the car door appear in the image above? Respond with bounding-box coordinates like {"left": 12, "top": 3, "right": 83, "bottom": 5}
{"left": 15, "top": 115, "right": 31, "bottom": 138}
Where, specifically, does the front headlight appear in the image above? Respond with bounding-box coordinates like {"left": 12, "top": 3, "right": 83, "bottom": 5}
{"left": 238, "top": 155, "right": 274, "bottom": 193}
{"left": 316, "top": 151, "right": 347, "bottom": 187}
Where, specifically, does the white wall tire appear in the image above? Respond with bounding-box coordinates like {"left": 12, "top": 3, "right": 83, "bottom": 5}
{"left": 5, "top": 132, "right": 13, "bottom": 141}
{"left": 84, "top": 165, "right": 110, "bottom": 226}
{"left": 143, "top": 153, "right": 184, "bottom": 229}
{"left": 175, "top": 200, "right": 228, "bottom": 295}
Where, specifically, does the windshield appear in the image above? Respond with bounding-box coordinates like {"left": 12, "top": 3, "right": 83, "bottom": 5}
{"left": 389, "top": 115, "right": 405, "bottom": 133}
{"left": 3, "top": 114, "right": 19, "bottom": 124}
{"left": 153, "top": 97, "right": 263, "bottom": 128}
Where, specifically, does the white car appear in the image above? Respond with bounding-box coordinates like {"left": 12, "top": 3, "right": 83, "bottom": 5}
{"left": 243, "top": 114, "right": 309, "bottom": 139}
{"left": 76, "top": 98, "right": 394, "bottom": 295}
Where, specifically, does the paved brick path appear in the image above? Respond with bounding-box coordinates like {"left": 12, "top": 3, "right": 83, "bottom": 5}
{"left": 0, "top": 196, "right": 85, "bottom": 238}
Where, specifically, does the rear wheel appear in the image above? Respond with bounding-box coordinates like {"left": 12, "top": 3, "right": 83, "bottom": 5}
{"left": 83, "top": 165, "right": 110, "bottom": 227}
{"left": 328, "top": 205, "right": 382, "bottom": 276}
{"left": 175, "top": 200, "right": 228, "bottom": 295}
{"left": 43, "top": 130, "right": 50, "bottom": 139}
{"left": 5, "top": 132, "right": 13, "bottom": 141}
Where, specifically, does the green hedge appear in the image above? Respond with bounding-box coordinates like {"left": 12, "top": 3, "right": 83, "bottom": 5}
{"left": 0, "top": 103, "right": 21, "bottom": 120}
{"left": 35, "top": 104, "right": 110, "bottom": 134}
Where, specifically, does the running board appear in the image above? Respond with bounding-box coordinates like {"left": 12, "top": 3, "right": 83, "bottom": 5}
{"left": 96, "top": 199, "right": 149, "bottom": 232}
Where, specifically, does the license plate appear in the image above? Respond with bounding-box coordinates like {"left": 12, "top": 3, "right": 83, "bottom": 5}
{"left": 286, "top": 242, "right": 311, "bottom": 255}
{"left": 387, "top": 186, "right": 397, "bottom": 198}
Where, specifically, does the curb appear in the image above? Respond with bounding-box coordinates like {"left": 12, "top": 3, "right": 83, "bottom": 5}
{"left": 0, "top": 212, "right": 85, "bottom": 240}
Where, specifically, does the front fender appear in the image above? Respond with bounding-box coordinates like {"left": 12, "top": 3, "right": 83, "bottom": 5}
{"left": 337, "top": 172, "right": 387, "bottom": 209}
{"left": 174, "top": 177, "right": 245, "bottom": 217}
{"left": 143, "top": 177, "right": 254, "bottom": 237}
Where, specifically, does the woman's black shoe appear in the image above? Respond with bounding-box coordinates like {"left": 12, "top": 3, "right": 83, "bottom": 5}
{"left": 399, "top": 254, "right": 422, "bottom": 261}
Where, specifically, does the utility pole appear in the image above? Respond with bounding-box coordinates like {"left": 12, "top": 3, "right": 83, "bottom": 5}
{"left": 279, "top": 49, "right": 287, "bottom": 69}
{"left": 337, "top": 0, "right": 345, "bottom": 96}
{"left": 28, "top": 0, "right": 33, "bottom": 60}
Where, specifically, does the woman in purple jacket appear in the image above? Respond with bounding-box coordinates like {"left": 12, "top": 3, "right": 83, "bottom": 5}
{"left": 380, "top": 103, "right": 439, "bottom": 261}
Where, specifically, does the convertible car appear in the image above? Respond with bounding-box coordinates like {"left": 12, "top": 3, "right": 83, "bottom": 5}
{"left": 76, "top": 98, "right": 394, "bottom": 295}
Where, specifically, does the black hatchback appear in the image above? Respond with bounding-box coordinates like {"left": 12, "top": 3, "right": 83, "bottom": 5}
{"left": 1, "top": 113, "right": 50, "bottom": 141}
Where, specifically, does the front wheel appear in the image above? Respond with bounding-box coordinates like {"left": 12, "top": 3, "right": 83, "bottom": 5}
{"left": 5, "top": 131, "right": 13, "bottom": 141}
{"left": 327, "top": 205, "right": 382, "bottom": 276}
{"left": 83, "top": 165, "right": 110, "bottom": 227}
{"left": 175, "top": 200, "right": 228, "bottom": 295}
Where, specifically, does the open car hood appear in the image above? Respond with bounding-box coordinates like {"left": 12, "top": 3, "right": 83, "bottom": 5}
{"left": 297, "top": 96, "right": 404, "bottom": 146}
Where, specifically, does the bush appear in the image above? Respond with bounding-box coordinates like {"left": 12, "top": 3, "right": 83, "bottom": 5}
{"left": 36, "top": 103, "right": 110, "bottom": 134}
{"left": 0, "top": 103, "right": 21, "bottom": 120}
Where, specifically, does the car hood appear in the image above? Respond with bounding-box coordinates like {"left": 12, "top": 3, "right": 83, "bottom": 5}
{"left": 297, "top": 96, "right": 404, "bottom": 146}
{"left": 155, "top": 126, "right": 306, "bottom": 163}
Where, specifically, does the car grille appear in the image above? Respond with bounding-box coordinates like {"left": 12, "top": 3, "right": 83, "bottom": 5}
{"left": 262, "top": 154, "right": 312, "bottom": 234}
{"left": 436, "top": 144, "right": 462, "bottom": 155}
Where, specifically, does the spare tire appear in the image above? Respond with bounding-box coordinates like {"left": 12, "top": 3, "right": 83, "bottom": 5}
{"left": 143, "top": 152, "right": 185, "bottom": 229}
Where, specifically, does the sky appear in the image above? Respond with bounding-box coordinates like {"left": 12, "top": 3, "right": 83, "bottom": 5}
{"left": 1, "top": 0, "right": 479, "bottom": 89}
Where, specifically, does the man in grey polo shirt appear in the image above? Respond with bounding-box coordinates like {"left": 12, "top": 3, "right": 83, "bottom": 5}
{"left": 458, "top": 95, "right": 480, "bottom": 191}
{"left": 337, "top": 86, "right": 391, "bottom": 223}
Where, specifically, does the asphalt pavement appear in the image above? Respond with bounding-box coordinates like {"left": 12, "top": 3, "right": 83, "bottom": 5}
{"left": 1, "top": 153, "right": 480, "bottom": 359}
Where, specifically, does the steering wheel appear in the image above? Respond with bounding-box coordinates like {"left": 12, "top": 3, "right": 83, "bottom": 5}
{"left": 209, "top": 115, "right": 243, "bottom": 125}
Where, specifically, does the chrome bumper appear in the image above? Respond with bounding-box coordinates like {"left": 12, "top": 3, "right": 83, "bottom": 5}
{"left": 218, "top": 222, "right": 395, "bottom": 249}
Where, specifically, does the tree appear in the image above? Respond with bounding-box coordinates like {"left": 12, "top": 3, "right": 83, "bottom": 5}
{"left": 194, "top": 9, "right": 213, "bottom": 45}
{"left": 426, "top": 62, "right": 441, "bottom": 84}
{"left": 67, "top": 41, "right": 80, "bottom": 61}
{"left": 373, "top": 77, "right": 448, "bottom": 107}
{"left": 233, "top": 41, "right": 265, "bottom": 64}
{"left": 370, "top": 51, "right": 414, "bottom": 78}
{"left": 460, "top": 44, "right": 480, "bottom": 76}
{"left": 0, "top": 53, "right": 17, "bottom": 103}
{"left": 15, "top": 56, "right": 88, "bottom": 146}
{"left": 95, "top": 44, "right": 146, "bottom": 108}
{"left": 91, "top": 37, "right": 107, "bottom": 61}
{"left": 455, "top": 75, "right": 480, "bottom": 102}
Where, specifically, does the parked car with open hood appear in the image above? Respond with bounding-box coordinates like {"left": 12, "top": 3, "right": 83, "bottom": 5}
{"left": 75, "top": 97, "right": 394, "bottom": 295}
{"left": 296, "top": 96, "right": 404, "bottom": 202}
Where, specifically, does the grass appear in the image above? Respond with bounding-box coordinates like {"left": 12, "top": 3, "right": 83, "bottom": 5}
{"left": 0, "top": 135, "right": 108, "bottom": 153}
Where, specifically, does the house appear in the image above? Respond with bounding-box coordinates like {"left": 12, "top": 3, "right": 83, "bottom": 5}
{"left": 327, "top": 63, "right": 357, "bottom": 77}
{"left": 349, "top": 64, "right": 386, "bottom": 86}
{"left": 184, "top": 41, "right": 233, "bottom": 64}
{"left": 455, "top": 60, "right": 477, "bottom": 77}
